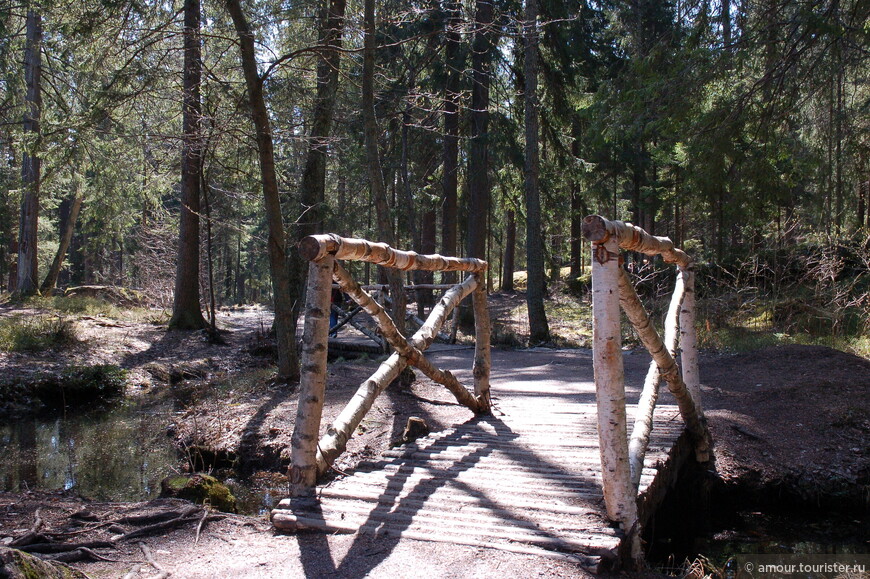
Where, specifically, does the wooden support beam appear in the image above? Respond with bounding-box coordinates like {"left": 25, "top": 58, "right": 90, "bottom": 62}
{"left": 617, "top": 270, "right": 711, "bottom": 463}
{"left": 472, "top": 272, "right": 492, "bottom": 412}
{"left": 678, "top": 265, "right": 701, "bottom": 410}
{"left": 315, "top": 275, "right": 479, "bottom": 475}
{"left": 300, "top": 234, "right": 488, "bottom": 273}
{"left": 329, "top": 303, "right": 363, "bottom": 334}
{"left": 331, "top": 262, "right": 483, "bottom": 413}
{"left": 589, "top": 235, "right": 639, "bottom": 554}
{"left": 288, "top": 255, "right": 335, "bottom": 496}
{"left": 628, "top": 269, "right": 685, "bottom": 489}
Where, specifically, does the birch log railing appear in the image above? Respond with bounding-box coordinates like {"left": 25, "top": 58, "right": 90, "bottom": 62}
{"left": 287, "top": 233, "right": 492, "bottom": 497}
{"left": 581, "top": 215, "right": 712, "bottom": 560}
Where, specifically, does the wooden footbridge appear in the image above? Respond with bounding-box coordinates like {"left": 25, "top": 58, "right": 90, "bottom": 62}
{"left": 272, "top": 217, "right": 712, "bottom": 571}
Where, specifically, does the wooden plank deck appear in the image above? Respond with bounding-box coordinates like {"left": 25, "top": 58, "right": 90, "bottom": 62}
{"left": 272, "top": 349, "right": 686, "bottom": 572}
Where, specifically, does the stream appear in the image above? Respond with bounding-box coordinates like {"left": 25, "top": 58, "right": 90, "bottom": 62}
{"left": 0, "top": 404, "right": 283, "bottom": 515}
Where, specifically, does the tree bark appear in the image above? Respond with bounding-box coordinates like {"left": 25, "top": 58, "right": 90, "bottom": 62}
{"left": 501, "top": 208, "right": 515, "bottom": 291}
{"left": 419, "top": 205, "right": 437, "bottom": 313}
{"left": 296, "top": 0, "right": 346, "bottom": 238}
{"left": 40, "top": 176, "right": 83, "bottom": 295}
{"left": 288, "top": 255, "right": 335, "bottom": 495}
{"left": 679, "top": 265, "right": 701, "bottom": 408}
{"left": 570, "top": 121, "right": 587, "bottom": 279}
{"left": 471, "top": 271, "right": 491, "bottom": 410}
{"left": 589, "top": 235, "right": 640, "bottom": 559}
{"left": 226, "top": 0, "right": 299, "bottom": 381}
{"left": 17, "top": 9, "right": 42, "bottom": 296}
{"left": 523, "top": 0, "right": 549, "bottom": 344}
{"left": 289, "top": 0, "right": 348, "bottom": 326}
{"left": 363, "top": 0, "right": 406, "bottom": 335}
{"left": 440, "top": 0, "right": 461, "bottom": 284}
{"left": 170, "top": 0, "right": 207, "bottom": 329}
{"left": 466, "top": 0, "right": 494, "bottom": 264}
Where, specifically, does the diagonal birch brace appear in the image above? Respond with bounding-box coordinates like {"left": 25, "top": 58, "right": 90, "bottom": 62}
{"left": 627, "top": 269, "right": 686, "bottom": 489}
{"left": 331, "top": 261, "right": 484, "bottom": 413}
{"left": 315, "top": 275, "right": 480, "bottom": 475}
{"left": 616, "top": 266, "right": 711, "bottom": 464}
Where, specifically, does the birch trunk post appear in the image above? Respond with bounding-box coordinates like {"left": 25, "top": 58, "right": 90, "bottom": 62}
{"left": 288, "top": 255, "right": 335, "bottom": 496}
{"left": 617, "top": 270, "right": 710, "bottom": 463}
{"left": 472, "top": 272, "right": 492, "bottom": 411}
{"left": 589, "top": 235, "right": 639, "bottom": 556}
{"left": 679, "top": 265, "right": 701, "bottom": 409}
{"left": 628, "top": 270, "right": 685, "bottom": 489}
{"left": 315, "top": 275, "right": 478, "bottom": 475}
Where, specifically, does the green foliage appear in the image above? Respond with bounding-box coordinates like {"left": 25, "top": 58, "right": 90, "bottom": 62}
{"left": 0, "top": 315, "right": 79, "bottom": 352}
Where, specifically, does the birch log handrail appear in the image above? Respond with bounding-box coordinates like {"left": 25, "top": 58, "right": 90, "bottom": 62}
{"left": 581, "top": 214, "right": 712, "bottom": 563}
{"left": 300, "top": 233, "right": 488, "bottom": 273}
{"left": 581, "top": 214, "right": 691, "bottom": 267}
{"left": 287, "top": 234, "right": 491, "bottom": 497}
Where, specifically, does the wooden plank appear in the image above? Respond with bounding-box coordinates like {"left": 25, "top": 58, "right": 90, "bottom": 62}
{"left": 273, "top": 369, "right": 684, "bottom": 565}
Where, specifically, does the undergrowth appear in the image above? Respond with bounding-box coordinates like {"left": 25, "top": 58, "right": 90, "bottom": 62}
{"left": 0, "top": 315, "right": 79, "bottom": 352}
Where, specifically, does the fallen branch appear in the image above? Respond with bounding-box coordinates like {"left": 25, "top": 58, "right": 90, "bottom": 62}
{"left": 115, "top": 508, "right": 200, "bottom": 526}
{"left": 118, "top": 508, "right": 201, "bottom": 542}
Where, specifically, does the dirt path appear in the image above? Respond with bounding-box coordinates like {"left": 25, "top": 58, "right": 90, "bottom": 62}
{"left": 1, "top": 307, "right": 868, "bottom": 577}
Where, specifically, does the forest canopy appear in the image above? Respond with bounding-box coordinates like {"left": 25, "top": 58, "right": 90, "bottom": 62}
{"left": 0, "top": 0, "right": 867, "bottom": 342}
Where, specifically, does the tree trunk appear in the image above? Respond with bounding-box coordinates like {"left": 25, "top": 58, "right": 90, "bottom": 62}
{"left": 226, "top": 0, "right": 299, "bottom": 381}
{"left": 40, "top": 177, "right": 83, "bottom": 295}
{"left": 419, "top": 205, "right": 437, "bottom": 314}
{"left": 290, "top": 0, "right": 348, "bottom": 329}
{"left": 570, "top": 121, "right": 587, "bottom": 279}
{"left": 362, "top": 0, "right": 406, "bottom": 335}
{"left": 169, "top": 0, "right": 207, "bottom": 329}
{"left": 466, "top": 0, "right": 494, "bottom": 263}
{"left": 440, "top": 0, "right": 461, "bottom": 282}
{"left": 501, "top": 208, "right": 515, "bottom": 292}
{"left": 17, "top": 9, "right": 42, "bottom": 296}
{"left": 523, "top": 0, "right": 549, "bottom": 344}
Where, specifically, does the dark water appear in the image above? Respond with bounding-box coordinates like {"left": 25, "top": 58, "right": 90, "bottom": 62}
{"left": 0, "top": 405, "right": 286, "bottom": 514}
{"left": 0, "top": 404, "right": 179, "bottom": 501}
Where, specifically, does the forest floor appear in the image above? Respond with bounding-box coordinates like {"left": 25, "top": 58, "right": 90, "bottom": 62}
{"left": 0, "top": 294, "right": 868, "bottom": 578}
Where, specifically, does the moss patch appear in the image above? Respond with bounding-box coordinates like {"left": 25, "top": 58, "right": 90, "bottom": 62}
{"left": 0, "top": 547, "right": 89, "bottom": 579}
{"left": 160, "top": 473, "right": 237, "bottom": 513}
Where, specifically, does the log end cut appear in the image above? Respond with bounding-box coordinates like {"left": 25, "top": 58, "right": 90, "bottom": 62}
{"left": 581, "top": 215, "right": 609, "bottom": 243}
